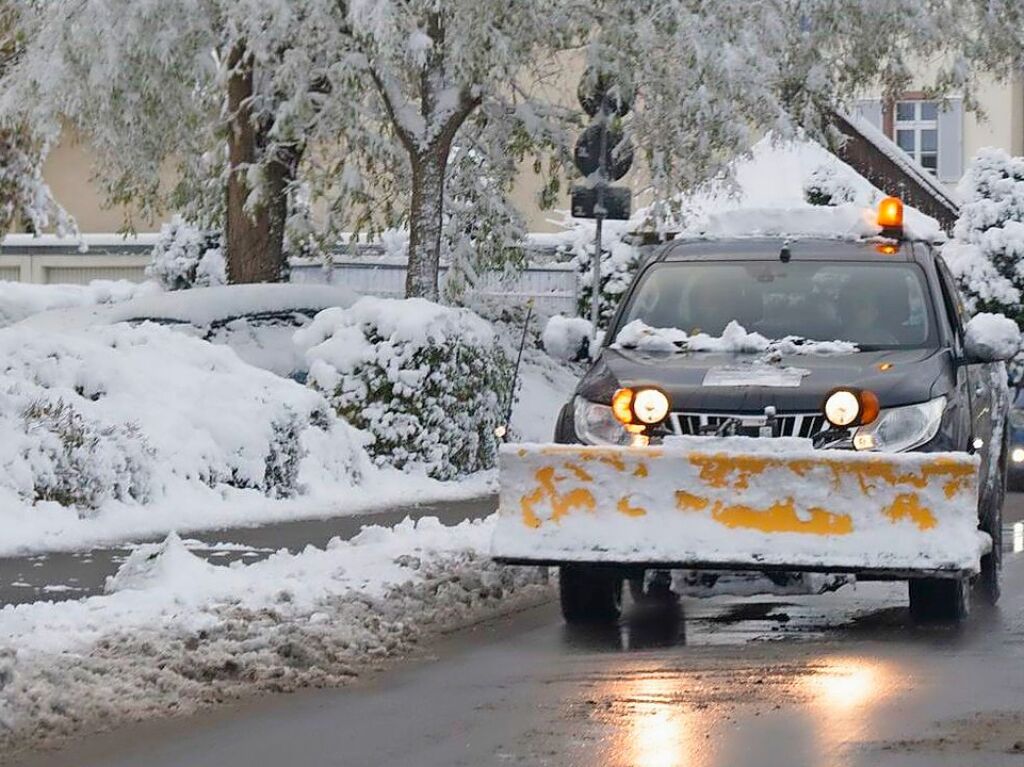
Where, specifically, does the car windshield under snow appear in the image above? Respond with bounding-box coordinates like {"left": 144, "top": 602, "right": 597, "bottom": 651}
{"left": 618, "top": 260, "right": 936, "bottom": 351}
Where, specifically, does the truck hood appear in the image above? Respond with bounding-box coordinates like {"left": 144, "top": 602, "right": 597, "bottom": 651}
{"left": 579, "top": 347, "right": 951, "bottom": 413}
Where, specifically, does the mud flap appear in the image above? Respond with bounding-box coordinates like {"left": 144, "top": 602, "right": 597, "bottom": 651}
{"left": 491, "top": 439, "right": 987, "bottom": 576}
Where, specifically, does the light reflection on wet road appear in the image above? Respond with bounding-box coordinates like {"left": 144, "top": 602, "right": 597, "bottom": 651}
{"left": 11, "top": 493, "right": 1024, "bottom": 767}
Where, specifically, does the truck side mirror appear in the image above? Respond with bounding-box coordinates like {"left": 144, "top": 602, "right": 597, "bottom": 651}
{"left": 963, "top": 313, "right": 1021, "bottom": 364}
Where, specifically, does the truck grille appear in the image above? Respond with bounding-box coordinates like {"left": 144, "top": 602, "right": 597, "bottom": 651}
{"left": 666, "top": 412, "right": 829, "bottom": 439}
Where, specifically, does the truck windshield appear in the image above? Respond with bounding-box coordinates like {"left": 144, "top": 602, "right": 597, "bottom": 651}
{"left": 618, "top": 261, "right": 937, "bottom": 350}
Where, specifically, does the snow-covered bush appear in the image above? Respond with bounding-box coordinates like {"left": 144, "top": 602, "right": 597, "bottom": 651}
{"left": 0, "top": 323, "right": 368, "bottom": 514}
{"left": 803, "top": 163, "right": 859, "bottom": 206}
{"left": 147, "top": 217, "right": 226, "bottom": 291}
{"left": 945, "top": 148, "right": 1024, "bottom": 378}
{"left": 297, "top": 297, "right": 512, "bottom": 480}
{"left": 551, "top": 220, "right": 643, "bottom": 329}
{"left": 542, "top": 315, "right": 593, "bottom": 362}
{"left": 19, "top": 399, "right": 153, "bottom": 510}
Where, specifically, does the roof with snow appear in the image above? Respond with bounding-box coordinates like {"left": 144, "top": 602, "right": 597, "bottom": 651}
{"left": 832, "top": 111, "right": 960, "bottom": 233}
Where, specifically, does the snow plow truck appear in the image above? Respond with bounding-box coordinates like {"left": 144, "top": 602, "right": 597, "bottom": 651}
{"left": 492, "top": 199, "right": 1018, "bottom": 624}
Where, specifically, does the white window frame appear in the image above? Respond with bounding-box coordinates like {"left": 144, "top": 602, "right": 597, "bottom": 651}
{"left": 893, "top": 100, "right": 939, "bottom": 175}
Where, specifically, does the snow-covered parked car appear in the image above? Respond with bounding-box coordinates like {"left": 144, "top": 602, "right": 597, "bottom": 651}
{"left": 18, "top": 283, "right": 357, "bottom": 379}
{"left": 492, "top": 198, "right": 1018, "bottom": 624}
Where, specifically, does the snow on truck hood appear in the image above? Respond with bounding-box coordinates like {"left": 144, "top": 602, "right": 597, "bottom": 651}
{"left": 589, "top": 322, "right": 949, "bottom": 412}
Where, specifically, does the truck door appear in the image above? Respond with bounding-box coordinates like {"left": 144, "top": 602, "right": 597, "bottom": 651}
{"left": 935, "top": 257, "right": 993, "bottom": 461}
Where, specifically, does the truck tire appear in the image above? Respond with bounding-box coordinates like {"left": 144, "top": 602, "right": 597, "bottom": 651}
{"left": 559, "top": 565, "right": 623, "bottom": 624}
{"left": 628, "top": 571, "right": 677, "bottom": 607}
{"left": 908, "top": 577, "right": 970, "bottom": 623}
{"left": 977, "top": 421, "right": 1008, "bottom": 606}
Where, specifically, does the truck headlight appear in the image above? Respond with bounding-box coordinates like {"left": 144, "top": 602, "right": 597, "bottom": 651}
{"left": 851, "top": 396, "right": 946, "bottom": 453}
{"left": 573, "top": 397, "right": 631, "bottom": 445}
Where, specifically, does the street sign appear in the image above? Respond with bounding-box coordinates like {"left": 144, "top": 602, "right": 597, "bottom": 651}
{"left": 577, "top": 71, "right": 635, "bottom": 118}
{"left": 573, "top": 124, "right": 634, "bottom": 181}
{"left": 571, "top": 185, "right": 631, "bottom": 221}
{"left": 573, "top": 69, "right": 636, "bottom": 337}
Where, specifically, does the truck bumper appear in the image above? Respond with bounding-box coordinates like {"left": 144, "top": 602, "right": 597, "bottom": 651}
{"left": 491, "top": 440, "right": 988, "bottom": 579}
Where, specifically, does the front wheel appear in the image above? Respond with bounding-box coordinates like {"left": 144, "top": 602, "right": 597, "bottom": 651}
{"left": 909, "top": 577, "right": 970, "bottom": 623}
{"left": 559, "top": 565, "right": 623, "bottom": 624}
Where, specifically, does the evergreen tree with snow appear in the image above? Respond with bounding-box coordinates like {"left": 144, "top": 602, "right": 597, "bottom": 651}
{"left": 945, "top": 148, "right": 1024, "bottom": 378}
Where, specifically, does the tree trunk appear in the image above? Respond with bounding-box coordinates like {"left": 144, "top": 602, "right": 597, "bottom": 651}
{"left": 225, "top": 44, "right": 293, "bottom": 284}
{"left": 405, "top": 145, "right": 448, "bottom": 300}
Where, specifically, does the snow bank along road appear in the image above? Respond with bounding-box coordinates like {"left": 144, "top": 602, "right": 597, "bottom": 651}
{"left": 0, "top": 495, "right": 497, "bottom": 607}
{"left": 7, "top": 493, "right": 1024, "bottom": 767}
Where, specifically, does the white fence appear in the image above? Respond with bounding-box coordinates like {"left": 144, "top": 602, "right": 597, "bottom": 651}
{"left": 0, "top": 240, "right": 581, "bottom": 317}
{"left": 292, "top": 258, "right": 578, "bottom": 316}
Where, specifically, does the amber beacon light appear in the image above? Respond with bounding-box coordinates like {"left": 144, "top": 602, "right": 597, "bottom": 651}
{"left": 877, "top": 196, "right": 904, "bottom": 235}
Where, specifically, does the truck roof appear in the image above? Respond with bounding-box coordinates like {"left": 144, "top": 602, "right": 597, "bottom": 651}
{"left": 658, "top": 237, "right": 927, "bottom": 263}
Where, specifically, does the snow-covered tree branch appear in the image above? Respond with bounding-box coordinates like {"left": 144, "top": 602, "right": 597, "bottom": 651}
{"left": 2, "top": 0, "right": 1022, "bottom": 296}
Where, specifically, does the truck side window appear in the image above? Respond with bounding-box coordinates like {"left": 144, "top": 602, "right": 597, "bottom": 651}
{"left": 934, "top": 256, "right": 966, "bottom": 339}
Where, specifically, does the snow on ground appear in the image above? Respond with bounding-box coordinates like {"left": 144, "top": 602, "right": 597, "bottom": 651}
{"left": 0, "top": 515, "right": 551, "bottom": 756}
{"left": 510, "top": 347, "right": 582, "bottom": 443}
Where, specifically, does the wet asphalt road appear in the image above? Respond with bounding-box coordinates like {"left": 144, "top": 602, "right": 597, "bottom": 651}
{"left": 12, "top": 494, "right": 1024, "bottom": 767}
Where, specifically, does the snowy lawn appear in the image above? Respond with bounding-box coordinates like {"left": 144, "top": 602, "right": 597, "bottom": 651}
{"left": 0, "top": 515, "right": 551, "bottom": 757}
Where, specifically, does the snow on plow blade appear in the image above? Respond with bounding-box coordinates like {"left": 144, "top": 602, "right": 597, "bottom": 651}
{"left": 492, "top": 439, "right": 987, "bottom": 576}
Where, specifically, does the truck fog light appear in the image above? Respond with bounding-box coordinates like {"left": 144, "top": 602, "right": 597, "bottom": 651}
{"left": 633, "top": 388, "right": 670, "bottom": 425}
{"left": 1013, "top": 448, "right": 1024, "bottom": 463}
{"left": 824, "top": 390, "right": 860, "bottom": 427}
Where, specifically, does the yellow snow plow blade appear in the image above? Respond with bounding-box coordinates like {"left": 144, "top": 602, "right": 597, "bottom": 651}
{"left": 491, "top": 440, "right": 987, "bottom": 576}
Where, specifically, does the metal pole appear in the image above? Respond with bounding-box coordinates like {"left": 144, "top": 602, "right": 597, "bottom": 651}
{"left": 591, "top": 102, "right": 610, "bottom": 340}
{"left": 591, "top": 214, "right": 603, "bottom": 336}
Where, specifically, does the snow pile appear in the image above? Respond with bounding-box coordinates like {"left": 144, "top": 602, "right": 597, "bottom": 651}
{"left": 0, "top": 321, "right": 370, "bottom": 516}
{"left": 542, "top": 315, "right": 592, "bottom": 362}
{"left": 0, "top": 516, "right": 550, "bottom": 756}
{"left": 146, "top": 216, "right": 226, "bottom": 290}
{"left": 615, "top": 319, "right": 857, "bottom": 357}
{"left": 964, "top": 312, "right": 1021, "bottom": 361}
{"left": 0, "top": 279, "right": 159, "bottom": 328}
{"left": 297, "top": 297, "right": 512, "bottom": 480}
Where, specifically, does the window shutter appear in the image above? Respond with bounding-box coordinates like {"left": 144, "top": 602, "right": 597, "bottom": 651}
{"left": 937, "top": 98, "right": 963, "bottom": 182}
{"left": 854, "top": 98, "right": 883, "bottom": 130}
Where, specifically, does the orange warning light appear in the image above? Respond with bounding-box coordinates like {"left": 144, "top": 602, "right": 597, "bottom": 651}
{"left": 877, "top": 196, "right": 904, "bottom": 231}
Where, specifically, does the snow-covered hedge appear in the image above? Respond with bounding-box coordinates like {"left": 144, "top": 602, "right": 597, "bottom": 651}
{"left": 297, "top": 297, "right": 512, "bottom": 480}
{"left": 550, "top": 220, "right": 642, "bottom": 329}
{"left": 0, "top": 323, "right": 368, "bottom": 513}
{"left": 146, "top": 217, "right": 226, "bottom": 291}
{"left": 803, "top": 163, "right": 860, "bottom": 206}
